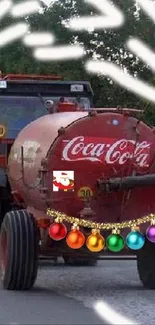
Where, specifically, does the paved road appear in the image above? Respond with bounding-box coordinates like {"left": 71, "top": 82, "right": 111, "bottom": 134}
{"left": 0, "top": 259, "right": 154, "bottom": 324}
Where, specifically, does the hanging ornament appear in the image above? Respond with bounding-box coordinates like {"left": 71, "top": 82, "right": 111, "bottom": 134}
{"left": 146, "top": 218, "right": 155, "bottom": 243}
{"left": 106, "top": 229, "right": 125, "bottom": 252}
{"left": 66, "top": 224, "right": 85, "bottom": 249}
{"left": 86, "top": 229, "right": 105, "bottom": 252}
{"left": 126, "top": 226, "right": 145, "bottom": 250}
{"left": 48, "top": 218, "right": 67, "bottom": 241}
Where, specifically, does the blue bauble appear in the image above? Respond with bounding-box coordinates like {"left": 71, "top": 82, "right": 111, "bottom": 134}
{"left": 126, "top": 231, "right": 145, "bottom": 250}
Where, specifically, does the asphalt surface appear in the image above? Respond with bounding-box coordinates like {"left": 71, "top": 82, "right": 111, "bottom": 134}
{"left": 0, "top": 259, "right": 154, "bottom": 324}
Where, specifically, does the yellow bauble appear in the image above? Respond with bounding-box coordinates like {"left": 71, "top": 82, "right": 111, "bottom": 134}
{"left": 86, "top": 230, "right": 105, "bottom": 252}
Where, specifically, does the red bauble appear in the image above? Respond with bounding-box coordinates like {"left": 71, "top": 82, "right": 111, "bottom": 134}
{"left": 66, "top": 229, "right": 85, "bottom": 249}
{"left": 48, "top": 222, "right": 67, "bottom": 240}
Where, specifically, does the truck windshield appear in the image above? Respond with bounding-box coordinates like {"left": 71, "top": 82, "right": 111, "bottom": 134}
{"left": 0, "top": 95, "right": 91, "bottom": 138}
{"left": 0, "top": 96, "right": 47, "bottom": 138}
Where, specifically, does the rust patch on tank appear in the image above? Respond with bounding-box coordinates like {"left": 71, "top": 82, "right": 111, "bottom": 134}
{"left": 9, "top": 140, "right": 41, "bottom": 167}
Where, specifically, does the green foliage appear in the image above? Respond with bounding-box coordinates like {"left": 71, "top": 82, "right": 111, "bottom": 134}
{"left": 0, "top": 0, "right": 155, "bottom": 123}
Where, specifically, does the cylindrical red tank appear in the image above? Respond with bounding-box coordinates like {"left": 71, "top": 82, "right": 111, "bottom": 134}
{"left": 7, "top": 111, "right": 155, "bottom": 224}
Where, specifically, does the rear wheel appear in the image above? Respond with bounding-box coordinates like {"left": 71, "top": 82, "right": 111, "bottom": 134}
{"left": 137, "top": 237, "right": 155, "bottom": 289}
{"left": 63, "top": 256, "right": 98, "bottom": 266}
{"left": 0, "top": 209, "right": 38, "bottom": 290}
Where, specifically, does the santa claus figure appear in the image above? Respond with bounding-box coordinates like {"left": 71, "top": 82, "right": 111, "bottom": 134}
{"left": 53, "top": 172, "right": 74, "bottom": 192}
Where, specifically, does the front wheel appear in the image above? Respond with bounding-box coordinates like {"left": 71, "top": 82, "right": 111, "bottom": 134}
{"left": 0, "top": 210, "right": 38, "bottom": 290}
{"left": 137, "top": 237, "right": 155, "bottom": 289}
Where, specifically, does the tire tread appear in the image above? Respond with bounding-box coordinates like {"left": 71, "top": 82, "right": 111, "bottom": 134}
{"left": 0, "top": 209, "right": 38, "bottom": 290}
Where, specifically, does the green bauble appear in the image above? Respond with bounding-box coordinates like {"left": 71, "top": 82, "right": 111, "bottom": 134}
{"left": 106, "top": 234, "right": 125, "bottom": 252}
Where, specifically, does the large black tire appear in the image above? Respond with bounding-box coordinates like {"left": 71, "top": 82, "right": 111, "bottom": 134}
{"left": 137, "top": 237, "right": 155, "bottom": 289}
{"left": 0, "top": 210, "right": 38, "bottom": 290}
{"left": 63, "top": 256, "right": 98, "bottom": 266}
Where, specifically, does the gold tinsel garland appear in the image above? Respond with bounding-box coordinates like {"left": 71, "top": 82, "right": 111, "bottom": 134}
{"left": 46, "top": 208, "right": 155, "bottom": 230}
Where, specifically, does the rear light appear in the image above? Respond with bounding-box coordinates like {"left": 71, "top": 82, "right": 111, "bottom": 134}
{"left": 37, "top": 218, "right": 50, "bottom": 229}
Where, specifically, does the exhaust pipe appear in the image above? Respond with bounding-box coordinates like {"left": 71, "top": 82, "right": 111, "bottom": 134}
{"left": 97, "top": 174, "right": 155, "bottom": 192}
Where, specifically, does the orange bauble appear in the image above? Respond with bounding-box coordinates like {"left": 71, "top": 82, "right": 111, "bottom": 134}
{"left": 86, "top": 230, "right": 105, "bottom": 252}
{"left": 66, "top": 228, "right": 85, "bottom": 249}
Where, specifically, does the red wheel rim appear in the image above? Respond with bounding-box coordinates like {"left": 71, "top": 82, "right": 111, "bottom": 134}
{"left": 1, "top": 232, "right": 7, "bottom": 273}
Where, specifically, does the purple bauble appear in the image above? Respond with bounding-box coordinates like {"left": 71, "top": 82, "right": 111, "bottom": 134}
{"left": 146, "top": 225, "right": 155, "bottom": 243}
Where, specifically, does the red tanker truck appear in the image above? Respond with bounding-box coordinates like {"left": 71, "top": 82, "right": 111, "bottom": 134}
{"left": 1, "top": 107, "right": 155, "bottom": 290}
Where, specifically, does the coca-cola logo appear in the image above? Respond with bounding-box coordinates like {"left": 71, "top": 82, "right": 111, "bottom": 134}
{"left": 61, "top": 136, "right": 151, "bottom": 168}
